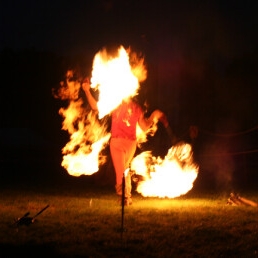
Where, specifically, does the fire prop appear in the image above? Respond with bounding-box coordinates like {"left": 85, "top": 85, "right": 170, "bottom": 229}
{"left": 53, "top": 45, "right": 199, "bottom": 198}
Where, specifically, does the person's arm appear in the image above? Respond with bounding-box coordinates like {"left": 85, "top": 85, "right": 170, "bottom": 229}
{"left": 138, "top": 109, "right": 169, "bottom": 131}
{"left": 82, "top": 78, "right": 98, "bottom": 111}
{"left": 139, "top": 109, "right": 177, "bottom": 145}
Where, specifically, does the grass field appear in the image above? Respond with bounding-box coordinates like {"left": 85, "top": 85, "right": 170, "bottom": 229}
{"left": 0, "top": 175, "right": 257, "bottom": 258}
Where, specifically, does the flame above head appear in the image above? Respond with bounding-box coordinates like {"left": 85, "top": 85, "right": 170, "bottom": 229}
{"left": 130, "top": 142, "right": 199, "bottom": 198}
{"left": 90, "top": 46, "right": 147, "bottom": 119}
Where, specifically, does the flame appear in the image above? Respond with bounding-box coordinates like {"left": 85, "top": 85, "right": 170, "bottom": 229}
{"left": 54, "top": 70, "right": 110, "bottom": 176}
{"left": 131, "top": 142, "right": 199, "bottom": 198}
{"left": 90, "top": 46, "right": 146, "bottom": 119}
{"left": 61, "top": 133, "right": 110, "bottom": 176}
{"left": 60, "top": 104, "right": 111, "bottom": 176}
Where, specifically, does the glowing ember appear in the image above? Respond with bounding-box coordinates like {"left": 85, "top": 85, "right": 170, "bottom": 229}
{"left": 131, "top": 142, "right": 199, "bottom": 198}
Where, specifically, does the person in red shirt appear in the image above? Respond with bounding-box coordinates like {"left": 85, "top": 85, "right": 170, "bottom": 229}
{"left": 82, "top": 78, "right": 169, "bottom": 205}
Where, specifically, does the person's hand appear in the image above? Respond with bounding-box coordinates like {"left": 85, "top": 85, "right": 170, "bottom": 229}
{"left": 82, "top": 77, "right": 90, "bottom": 92}
{"left": 152, "top": 109, "right": 169, "bottom": 128}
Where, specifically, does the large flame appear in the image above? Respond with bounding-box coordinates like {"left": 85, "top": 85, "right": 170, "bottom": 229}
{"left": 131, "top": 142, "right": 199, "bottom": 198}
{"left": 53, "top": 70, "right": 111, "bottom": 176}
{"left": 90, "top": 46, "right": 146, "bottom": 119}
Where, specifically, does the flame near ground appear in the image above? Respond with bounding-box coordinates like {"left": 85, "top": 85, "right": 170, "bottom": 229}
{"left": 131, "top": 143, "right": 199, "bottom": 198}
{"left": 53, "top": 45, "right": 199, "bottom": 198}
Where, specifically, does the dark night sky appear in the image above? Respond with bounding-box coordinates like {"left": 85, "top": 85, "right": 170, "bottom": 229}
{"left": 1, "top": 0, "right": 258, "bottom": 188}
{"left": 1, "top": 1, "right": 257, "bottom": 53}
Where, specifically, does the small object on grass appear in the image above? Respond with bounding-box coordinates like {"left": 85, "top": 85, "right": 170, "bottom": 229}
{"left": 13, "top": 204, "right": 50, "bottom": 227}
{"left": 227, "top": 192, "right": 258, "bottom": 207}
{"left": 13, "top": 211, "right": 31, "bottom": 227}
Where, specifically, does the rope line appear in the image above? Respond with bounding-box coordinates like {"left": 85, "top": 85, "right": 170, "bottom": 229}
{"left": 199, "top": 148, "right": 258, "bottom": 157}
{"left": 188, "top": 125, "right": 258, "bottom": 157}
{"left": 200, "top": 125, "right": 258, "bottom": 137}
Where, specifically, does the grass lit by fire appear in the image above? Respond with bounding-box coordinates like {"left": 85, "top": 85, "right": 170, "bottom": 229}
{"left": 0, "top": 185, "right": 257, "bottom": 257}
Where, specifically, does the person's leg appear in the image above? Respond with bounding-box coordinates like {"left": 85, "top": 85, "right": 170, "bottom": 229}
{"left": 110, "top": 138, "right": 127, "bottom": 196}
{"left": 124, "top": 141, "right": 137, "bottom": 202}
{"left": 110, "top": 138, "right": 136, "bottom": 204}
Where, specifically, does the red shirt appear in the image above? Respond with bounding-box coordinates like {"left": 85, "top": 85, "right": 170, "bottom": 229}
{"left": 111, "top": 100, "right": 143, "bottom": 140}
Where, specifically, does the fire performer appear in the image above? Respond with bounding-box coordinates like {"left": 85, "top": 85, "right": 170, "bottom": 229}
{"left": 82, "top": 78, "right": 170, "bottom": 205}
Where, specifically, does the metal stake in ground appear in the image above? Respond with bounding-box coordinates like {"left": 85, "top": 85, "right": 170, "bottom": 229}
{"left": 121, "top": 170, "right": 126, "bottom": 239}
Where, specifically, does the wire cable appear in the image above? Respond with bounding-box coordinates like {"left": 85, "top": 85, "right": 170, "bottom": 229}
{"left": 200, "top": 125, "right": 258, "bottom": 137}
